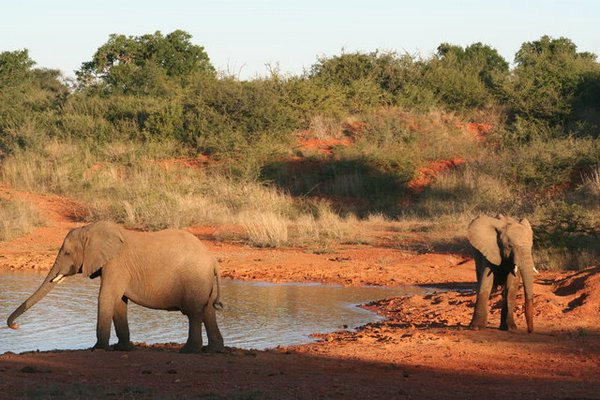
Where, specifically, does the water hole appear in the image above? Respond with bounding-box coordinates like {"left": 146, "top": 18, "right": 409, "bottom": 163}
{"left": 0, "top": 271, "right": 426, "bottom": 354}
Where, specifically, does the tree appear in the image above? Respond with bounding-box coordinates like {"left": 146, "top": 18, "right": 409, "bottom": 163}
{"left": 443, "top": 42, "right": 509, "bottom": 88}
{"left": 76, "top": 30, "right": 214, "bottom": 94}
{"left": 0, "top": 49, "right": 35, "bottom": 86}
{"left": 507, "top": 35, "right": 599, "bottom": 124}
{"left": 0, "top": 50, "right": 68, "bottom": 157}
{"left": 422, "top": 42, "right": 509, "bottom": 109}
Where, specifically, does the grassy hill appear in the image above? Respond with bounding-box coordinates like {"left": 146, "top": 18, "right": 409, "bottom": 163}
{"left": 1, "top": 33, "right": 599, "bottom": 270}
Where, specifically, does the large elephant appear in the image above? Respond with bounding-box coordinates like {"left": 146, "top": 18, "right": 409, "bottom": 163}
{"left": 7, "top": 221, "right": 224, "bottom": 353}
{"left": 467, "top": 214, "right": 536, "bottom": 333}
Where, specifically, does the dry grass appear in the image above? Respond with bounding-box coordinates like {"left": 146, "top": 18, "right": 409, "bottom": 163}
{"left": 308, "top": 115, "right": 343, "bottom": 139}
{"left": 0, "top": 140, "right": 365, "bottom": 247}
{"left": 0, "top": 199, "right": 45, "bottom": 241}
{"left": 576, "top": 165, "right": 600, "bottom": 205}
{"left": 294, "top": 206, "right": 360, "bottom": 244}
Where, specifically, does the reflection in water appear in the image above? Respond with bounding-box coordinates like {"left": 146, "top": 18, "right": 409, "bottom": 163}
{"left": 0, "top": 271, "right": 426, "bottom": 354}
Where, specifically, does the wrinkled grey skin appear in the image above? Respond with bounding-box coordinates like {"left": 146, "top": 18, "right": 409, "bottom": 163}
{"left": 7, "top": 221, "right": 224, "bottom": 353}
{"left": 468, "top": 214, "right": 535, "bottom": 333}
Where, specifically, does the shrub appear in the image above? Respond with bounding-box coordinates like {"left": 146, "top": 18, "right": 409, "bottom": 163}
{"left": 181, "top": 75, "right": 300, "bottom": 156}
{"left": 0, "top": 51, "right": 68, "bottom": 157}
{"left": 281, "top": 77, "right": 348, "bottom": 122}
{"left": 533, "top": 201, "right": 600, "bottom": 270}
{"left": 534, "top": 202, "right": 598, "bottom": 249}
{"left": 494, "top": 137, "right": 600, "bottom": 190}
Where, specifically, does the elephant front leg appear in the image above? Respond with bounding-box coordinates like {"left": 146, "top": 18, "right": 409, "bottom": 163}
{"left": 500, "top": 272, "right": 518, "bottom": 331}
{"left": 112, "top": 297, "right": 134, "bottom": 351}
{"left": 94, "top": 297, "right": 113, "bottom": 350}
{"left": 93, "top": 280, "right": 124, "bottom": 350}
{"left": 470, "top": 266, "right": 494, "bottom": 330}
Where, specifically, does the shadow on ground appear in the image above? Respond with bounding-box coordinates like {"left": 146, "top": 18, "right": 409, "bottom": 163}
{"left": 261, "top": 157, "right": 411, "bottom": 218}
{"left": 1, "top": 337, "right": 599, "bottom": 400}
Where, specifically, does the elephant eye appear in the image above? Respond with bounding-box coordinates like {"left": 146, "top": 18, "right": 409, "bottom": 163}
{"left": 64, "top": 251, "right": 71, "bottom": 256}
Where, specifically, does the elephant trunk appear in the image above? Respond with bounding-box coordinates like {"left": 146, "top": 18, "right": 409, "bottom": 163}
{"left": 7, "top": 268, "right": 61, "bottom": 329}
{"left": 515, "top": 249, "right": 535, "bottom": 333}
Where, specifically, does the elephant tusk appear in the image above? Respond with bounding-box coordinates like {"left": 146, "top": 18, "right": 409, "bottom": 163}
{"left": 533, "top": 267, "right": 539, "bottom": 274}
{"left": 51, "top": 274, "right": 65, "bottom": 283}
{"left": 512, "top": 265, "right": 519, "bottom": 276}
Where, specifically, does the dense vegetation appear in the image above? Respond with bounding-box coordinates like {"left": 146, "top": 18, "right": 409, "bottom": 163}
{"left": 1, "top": 31, "right": 599, "bottom": 269}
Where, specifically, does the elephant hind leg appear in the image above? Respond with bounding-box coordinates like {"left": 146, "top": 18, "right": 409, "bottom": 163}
{"left": 180, "top": 313, "right": 203, "bottom": 354}
{"left": 203, "top": 305, "right": 224, "bottom": 353}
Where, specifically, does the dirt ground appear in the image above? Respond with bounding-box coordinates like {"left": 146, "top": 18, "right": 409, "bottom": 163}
{"left": 1, "top": 186, "right": 599, "bottom": 399}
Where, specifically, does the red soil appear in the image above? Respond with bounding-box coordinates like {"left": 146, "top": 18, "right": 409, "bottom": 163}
{"left": 408, "top": 158, "right": 466, "bottom": 193}
{"left": 465, "top": 122, "right": 493, "bottom": 142}
{"left": 296, "top": 130, "right": 354, "bottom": 156}
{"left": 1, "top": 188, "right": 599, "bottom": 399}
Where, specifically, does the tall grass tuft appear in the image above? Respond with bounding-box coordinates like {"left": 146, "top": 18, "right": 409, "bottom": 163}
{"left": 238, "top": 211, "right": 289, "bottom": 248}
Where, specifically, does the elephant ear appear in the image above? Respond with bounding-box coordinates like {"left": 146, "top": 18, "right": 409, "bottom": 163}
{"left": 519, "top": 218, "right": 534, "bottom": 242}
{"left": 81, "top": 222, "right": 124, "bottom": 277}
{"left": 468, "top": 215, "right": 504, "bottom": 266}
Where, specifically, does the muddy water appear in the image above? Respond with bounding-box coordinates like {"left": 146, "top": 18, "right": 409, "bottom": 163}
{"left": 0, "top": 272, "right": 426, "bottom": 354}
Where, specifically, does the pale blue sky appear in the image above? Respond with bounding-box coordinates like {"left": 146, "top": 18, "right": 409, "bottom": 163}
{"left": 1, "top": 1, "right": 598, "bottom": 79}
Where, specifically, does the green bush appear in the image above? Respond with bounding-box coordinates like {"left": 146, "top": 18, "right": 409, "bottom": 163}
{"left": 180, "top": 74, "right": 300, "bottom": 156}
{"left": 421, "top": 43, "right": 509, "bottom": 110}
{"left": 281, "top": 76, "right": 348, "bottom": 121}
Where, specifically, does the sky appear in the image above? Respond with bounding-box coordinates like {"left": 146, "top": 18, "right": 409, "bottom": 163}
{"left": 1, "top": 0, "right": 599, "bottom": 80}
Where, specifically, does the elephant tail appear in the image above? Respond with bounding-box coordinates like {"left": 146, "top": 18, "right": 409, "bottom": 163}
{"left": 212, "top": 261, "right": 224, "bottom": 310}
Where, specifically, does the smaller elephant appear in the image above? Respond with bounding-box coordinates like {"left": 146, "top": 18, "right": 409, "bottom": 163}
{"left": 467, "top": 214, "right": 536, "bottom": 333}
{"left": 7, "top": 221, "right": 224, "bottom": 353}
